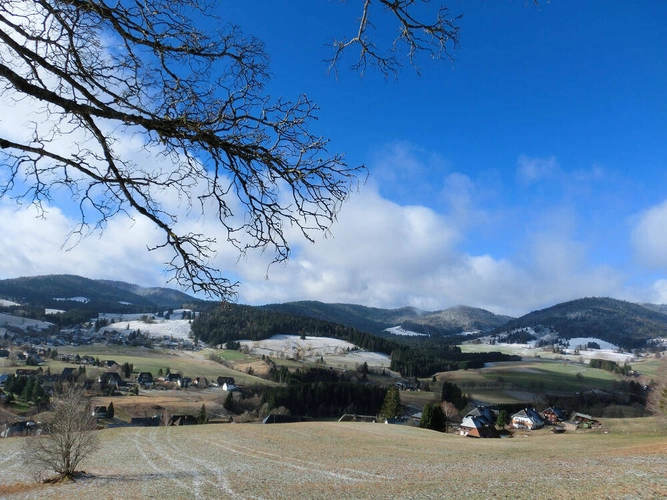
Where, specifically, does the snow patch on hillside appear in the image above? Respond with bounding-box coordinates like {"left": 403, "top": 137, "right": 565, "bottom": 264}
{"left": 239, "top": 334, "right": 391, "bottom": 367}
{"left": 54, "top": 296, "right": 89, "bottom": 303}
{"left": 102, "top": 318, "right": 193, "bottom": 340}
{"left": 0, "top": 299, "right": 20, "bottom": 307}
{"left": 384, "top": 326, "right": 428, "bottom": 337}
{"left": 566, "top": 337, "right": 618, "bottom": 351}
{"left": 0, "top": 313, "right": 53, "bottom": 331}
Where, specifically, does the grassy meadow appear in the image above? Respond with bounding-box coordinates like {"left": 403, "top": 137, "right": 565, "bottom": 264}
{"left": 0, "top": 418, "right": 666, "bottom": 499}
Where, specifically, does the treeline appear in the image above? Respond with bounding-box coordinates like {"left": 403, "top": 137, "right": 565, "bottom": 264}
{"left": 589, "top": 358, "right": 632, "bottom": 376}
{"left": 191, "top": 304, "right": 399, "bottom": 354}
{"left": 389, "top": 345, "right": 521, "bottom": 377}
{"left": 2, "top": 374, "right": 50, "bottom": 406}
{"left": 261, "top": 382, "right": 387, "bottom": 418}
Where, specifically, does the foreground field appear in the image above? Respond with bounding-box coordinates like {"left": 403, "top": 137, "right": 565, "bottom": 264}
{"left": 1, "top": 419, "right": 666, "bottom": 499}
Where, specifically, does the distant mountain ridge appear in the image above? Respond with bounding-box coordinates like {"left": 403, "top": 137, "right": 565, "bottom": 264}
{"left": 260, "top": 301, "right": 513, "bottom": 336}
{"left": 2, "top": 276, "right": 667, "bottom": 349}
{"left": 0, "top": 274, "right": 197, "bottom": 309}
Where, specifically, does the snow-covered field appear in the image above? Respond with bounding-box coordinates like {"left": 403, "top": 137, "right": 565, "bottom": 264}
{"left": 102, "top": 318, "right": 193, "bottom": 340}
{"left": 239, "top": 335, "right": 391, "bottom": 368}
{"left": 0, "top": 313, "right": 53, "bottom": 331}
{"left": 486, "top": 339, "right": 635, "bottom": 363}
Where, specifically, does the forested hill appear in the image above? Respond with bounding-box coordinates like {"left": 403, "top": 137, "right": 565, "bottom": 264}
{"left": 191, "top": 303, "right": 400, "bottom": 354}
{"left": 492, "top": 297, "right": 667, "bottom": 349}
{"left": 191, "top": 303, "right": 521, "bottom": 377}
{"left": 0, "top": 274, "right": 198, "bottom": 310}
{"left": 260, "top": 301, "right": 513, "bottom": 336}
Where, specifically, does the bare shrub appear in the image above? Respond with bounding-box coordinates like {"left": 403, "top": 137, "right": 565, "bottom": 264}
{"left": 22, "top": 388, "right": 100, "bottom": 482}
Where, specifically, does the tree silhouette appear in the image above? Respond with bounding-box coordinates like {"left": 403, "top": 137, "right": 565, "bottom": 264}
{"left": 0, "top": 1, "right": 461, "bottom": 298}
{"left": 380, "top": 385, "right": 402, "bottom": 419}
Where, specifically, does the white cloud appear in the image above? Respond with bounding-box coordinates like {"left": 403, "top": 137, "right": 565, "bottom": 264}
{"left": 632, "top": 200, "right": 667, "bottom": 269}
{"left": 517, "top": 155, "right": 559, "bottom": 183}
{"left": 228, "top": 177, "right": 626, "bottom": 317}
{"left": 0, "top": 202, "right": 171, "bottom": 286}
{"left": 647, "top": 280, "right": 667, "bottom": 304}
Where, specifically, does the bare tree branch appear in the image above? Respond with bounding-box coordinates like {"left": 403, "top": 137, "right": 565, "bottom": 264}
{"left": 329, "top": 0, "right": 462, "bottom": 77}
{"left": 0, "top": 1, "right": 463, "bottom": 298}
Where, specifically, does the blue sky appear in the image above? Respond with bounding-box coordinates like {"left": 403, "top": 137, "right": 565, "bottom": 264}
{"left": 1, "top": 1, "right": 667, "bottom": 316}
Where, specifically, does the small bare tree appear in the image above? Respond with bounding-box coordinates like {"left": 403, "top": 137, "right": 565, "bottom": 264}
{"left": 23, "top": 387, "right": 99, "bottom": 482}
{"left": 440, "top": 401, "right": 459, "bottom": 431}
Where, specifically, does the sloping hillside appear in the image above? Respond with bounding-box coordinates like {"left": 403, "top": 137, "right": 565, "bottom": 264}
{"left": 493, "top": 297, "right": 667, "bottom": 349}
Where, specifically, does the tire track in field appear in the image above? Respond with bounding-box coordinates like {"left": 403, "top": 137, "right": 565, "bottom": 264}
{"left": 186, "top": 431, "right": 394, "bottom": 484}
{"left": 158, "top": 428, "right": 243, "bottom": 500}
{"left": 0, "top": 450, "right": 25, "bottom": 481}
{"left": 129, "top": 428, "right": 193, "bottom": 496}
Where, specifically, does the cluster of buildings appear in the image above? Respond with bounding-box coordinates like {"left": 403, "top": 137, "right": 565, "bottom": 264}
{"left": 458, "top": 405, "right": 602, "bottom": 438}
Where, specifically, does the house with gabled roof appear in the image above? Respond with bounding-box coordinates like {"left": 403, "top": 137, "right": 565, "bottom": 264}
{"left": 217, "top": 377, "right": 236, "bottom": 391}
{"left": 542, "top": 406, "right": 568, "bottom": 424}
{"left": 99, "top": 371, "right": 122, "bottom": 388}
{"left": 136, "top": 372, "right": 154, "bottom": 388}
{"left": 465, "top": 406, "right": 497, "bottom": 427}
{"left": 510, "top": 408, "right": 545, "bottom": 430}
{"left": 459, "top": 415, "right": 500, "bottom": 438}
{"left": 101, "top": 360, "right": 119, "bottom": 369}
{"left": 570, "top": 412, "right": 601, "bottom": 428}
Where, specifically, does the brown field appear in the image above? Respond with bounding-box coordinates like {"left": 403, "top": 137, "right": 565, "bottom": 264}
{"left": 1, "top": 418, "right": 666, "bottom": 499}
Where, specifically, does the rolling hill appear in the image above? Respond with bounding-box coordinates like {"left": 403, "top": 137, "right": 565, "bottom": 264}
{"left": 492, "top": 297, "right": 667, "bottom": 350}
{"left": 0, "top": 275, "right": 198, "bottom": 310}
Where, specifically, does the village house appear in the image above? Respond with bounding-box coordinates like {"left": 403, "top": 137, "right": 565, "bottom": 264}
{"left": 136, "top": 372, "right": 154, "bottom": 388}
{"left": 217, "top": 377, "right": 236, "bottom": 392}
{"left": 510, "top": 408, "right": 545, "bottom": 430}
{"left": 541, "top": 407, "right": 568, "bottom": 424}
{"left": 131, "top": 416, "right": 162, "bottom": 427}
{"left": 99, "top": 371, "right": 122, "bottom": 388}
{"left": 570, "top": 412, "right": 601, "bottom": 428}
{"left": 193, "top": 376, "right": 208, "bottom": 388}
{"left": 92, "top": 405, "right": 108, "bottom": 418}
{"left": 465, "top": 406, "right": 497, "bottom": 427}
{"left": 459, "top": 415, "right": 500, "bottom": 438}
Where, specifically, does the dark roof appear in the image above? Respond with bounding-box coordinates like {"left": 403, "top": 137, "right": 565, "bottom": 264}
{"left": 131, "top": 416, "right": 162, "bottom": 427}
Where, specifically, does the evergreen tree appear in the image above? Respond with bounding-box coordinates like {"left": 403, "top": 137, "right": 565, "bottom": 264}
{"left": 197, "top": 404, "right": 209, "bottom": 424}
{"left": 420, "top": 402, "right": 445, "bottom": 432}
{"left": 496, "top": 410, "right": 509, "bottom": 429}
{"left": 107, "top": 401, "right": 115, "bottom": 419}
{"left": 441, "top": 381, "right": 468, "bottom": 410}
{"left": 21, "top": 377, "right": 35, "bottom": 403}
{"left": 223, "top": 392, "right": 235, "bottom": 412}
{"left": 380, "top": 385, "right": 402, "bottom": 419}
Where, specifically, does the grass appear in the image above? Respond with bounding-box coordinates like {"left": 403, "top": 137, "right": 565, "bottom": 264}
{"left": 0, "top": 418, "right": 665, "bottom": 499}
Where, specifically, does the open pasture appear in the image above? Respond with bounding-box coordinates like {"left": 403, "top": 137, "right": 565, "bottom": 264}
{"left": 0, "top": 418, "right": 665, "bottom": 499}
